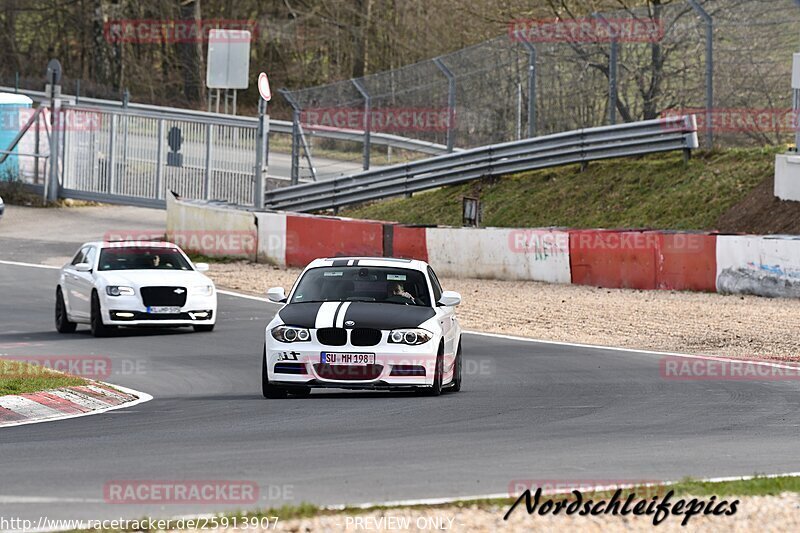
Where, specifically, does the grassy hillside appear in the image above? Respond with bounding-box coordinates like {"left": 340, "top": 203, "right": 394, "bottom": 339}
{"left": 341, "top": 148, "right": 779, "bottom": 230}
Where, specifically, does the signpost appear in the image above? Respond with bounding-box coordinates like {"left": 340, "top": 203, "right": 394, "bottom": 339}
{"left": 206, "top": 29, "right": 251, "bottom": 114}
{"left": 254, "top": 71, "right": 271, "bottom": 209}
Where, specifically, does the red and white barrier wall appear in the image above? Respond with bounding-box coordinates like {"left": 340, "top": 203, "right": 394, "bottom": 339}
{"left": 166, "top": 194, "right": 800, "bottom": 298}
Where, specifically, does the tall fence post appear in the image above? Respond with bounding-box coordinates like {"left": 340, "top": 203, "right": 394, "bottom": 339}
{"left": 253, "top": 98, "right": 268, "bottom": 209}
{"left": 351, "top": 78, "right": 371, "bottom": 171}
{"left": 519, "top": 39, "right": 537, "bottom": 137}
{"left": 280, "top": 89, "right": 301, "bottom": 185}
{"left": 108, "top": 114, "right": 116, "bottom": 195}
{"left": 433, "top": 57, "right": 456, "bottom": 152}
{"left": 688, "top": 0, "right": 713, "bottom": 148}
{"left": 46, "top": 66, "right": 62, "bottom": 202}
{"left": 204, "top": 123, "right": 213, "bottom": 200}
{"left": 155, "top": 119, "right": 164, "bottom": 199}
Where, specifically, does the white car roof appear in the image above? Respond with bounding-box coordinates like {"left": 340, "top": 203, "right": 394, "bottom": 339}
{"left": 304, "top": 257, "right": 429, "bottom": 272}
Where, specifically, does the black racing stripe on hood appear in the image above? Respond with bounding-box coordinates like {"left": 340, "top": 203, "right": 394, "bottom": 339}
{"left": 278, "top": 302, "right": 323, "bottom": 328}
{"left": 342, "top": 302, "right": 435, "bottom": 329}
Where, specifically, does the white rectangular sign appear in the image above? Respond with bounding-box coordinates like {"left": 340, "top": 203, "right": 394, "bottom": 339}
{"left": 206, "top": 29, "right": 251, "bottom": 89}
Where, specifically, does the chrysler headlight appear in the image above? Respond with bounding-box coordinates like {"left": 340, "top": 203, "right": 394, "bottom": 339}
{"left": 106, "top": 285, "right": 135, "bottom": 297}
{"left": 389, "top": 328, "right": 432, "bottom": 346}
{"left": 193, "top": 284, "right": 214, "bottom": 296}
{"left": 271, "top": 325, "right": 311, "bottom": 343}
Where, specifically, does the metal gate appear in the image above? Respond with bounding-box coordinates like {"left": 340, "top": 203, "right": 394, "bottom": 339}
{"left": 60, "top": 104, "right": 259, "bottom": 208}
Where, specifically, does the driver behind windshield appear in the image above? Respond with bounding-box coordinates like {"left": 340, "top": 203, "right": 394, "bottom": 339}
{"left": 386, "top": 282, "right": 415, "bottom": 305}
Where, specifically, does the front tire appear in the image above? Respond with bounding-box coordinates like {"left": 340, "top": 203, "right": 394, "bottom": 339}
{"left": 421, "top": 347, "right": 444, "bottom": 397}
{"left": 193, "top": 324, "right": 215, "bottom": 332}
{"left": 450, "top": 339, "right": 462, "bottom": 392}
{"left": 90, "top": 291, "right": 113, "bottom": 337}
{"left": 262, "top": 346, "right": 287, "bottom": 399}
{"left": 55, "top": 287, "right": 77, "bottom": 333}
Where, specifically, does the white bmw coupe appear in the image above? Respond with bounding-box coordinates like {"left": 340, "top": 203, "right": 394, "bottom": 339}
{"left": 55, "top": 241, "right": 217, "bottom": 336}
{"left": 262, "top": 257, "right": 462, "bottom": 398}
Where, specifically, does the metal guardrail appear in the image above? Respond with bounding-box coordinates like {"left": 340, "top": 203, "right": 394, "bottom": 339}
{"left": 265, "top": 115, "right": 699, "bottom": 212}
{"left": 0, "top": 86, "right": 451, "bottom": 155}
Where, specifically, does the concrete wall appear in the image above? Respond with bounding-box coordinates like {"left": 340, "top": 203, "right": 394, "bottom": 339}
{"left": 254, "top": 212, "right": 287, "bottom": 267}
{"left": 717, "top": 235, "right": 800, "bottom": 298}
{"left": 426, "top": 227, "right": 571, "bottom": 283}
{"left": 166, "top": 193, "right": 257, "bottom": 260}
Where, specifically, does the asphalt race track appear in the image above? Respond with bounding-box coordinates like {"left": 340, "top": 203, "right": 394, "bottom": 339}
{"left": 1, "top": 260, "right": 800, "bottom": 522}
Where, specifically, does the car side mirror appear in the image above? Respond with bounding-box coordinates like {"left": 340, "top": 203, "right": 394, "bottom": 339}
{"left": 438, "top": 290, "right": 461, "bottom": 307}
{"left": 195, "top": 262, "right": 209, "bottom": 272}
{"left": 267, "top": 286, "right": 287, "bottom": 303}
{"left": 74, "top": 262, "right": 92, "bottom": 273}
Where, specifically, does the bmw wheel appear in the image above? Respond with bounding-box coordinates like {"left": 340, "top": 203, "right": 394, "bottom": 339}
{"left": 421, "top": 346, "right": 444, "bottom": 397}
{"left": 450, "top": 339, "right": 462, "bottom": 393}
{"left": 55, "top": 287, "right": 77, "bottom": 333}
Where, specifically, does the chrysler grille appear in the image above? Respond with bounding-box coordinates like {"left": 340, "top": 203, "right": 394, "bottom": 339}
{"left": 140, "top": 286, "right": 187, "bottom": 307}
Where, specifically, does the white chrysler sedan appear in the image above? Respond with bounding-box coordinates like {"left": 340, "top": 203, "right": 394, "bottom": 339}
{"left": 55, "top": 241, "right": 217, "bottom": 336}
{"left": 262, "top": 257, "right": 462, "bottom": 398}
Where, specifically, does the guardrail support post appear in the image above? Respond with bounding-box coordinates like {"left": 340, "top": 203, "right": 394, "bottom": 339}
{"left": 433, "top": 57, "right": 456, "bottom": 152}
{"left": 519, "top": 39, "right": 537, "bottom": 137}
{"left": 352, "top": 79, "right": 371, "bottom": 171}
{"left": 688, "top": 0, "right": 713, "bottom": 148}
{"left": 254, "top": 98, "right": 268, "bottom": 209}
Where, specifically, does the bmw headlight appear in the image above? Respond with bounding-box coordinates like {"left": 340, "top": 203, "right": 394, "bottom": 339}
{"left": 389, "top": 328, "right": 432, "bottom": 346}
{"left": 271, "top": 325, "right": 311, "bottom": 343}
{"left": 106, "top": 286, "right": 135, "bottom": 297}
{"left": 193, "top": 284, "right": 214, "bottom": 296}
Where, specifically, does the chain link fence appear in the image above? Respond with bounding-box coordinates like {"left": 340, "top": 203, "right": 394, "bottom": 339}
{"left": 281, "top": 0, "right": 800, "bottom": 180}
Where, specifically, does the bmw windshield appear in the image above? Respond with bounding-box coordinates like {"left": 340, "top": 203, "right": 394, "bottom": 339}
{"left": 290, "top": 266, "right": 431, "bottom": 306}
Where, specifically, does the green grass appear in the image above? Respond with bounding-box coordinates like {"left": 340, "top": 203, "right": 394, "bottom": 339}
{"left": 69, "top": 475, "right": 800, "bottom": 531}
{"left": 0, "top": 360, "right": 86, "bottom": 396}
{"left": 341, "top": 147, "right": 780, "bottom": 230}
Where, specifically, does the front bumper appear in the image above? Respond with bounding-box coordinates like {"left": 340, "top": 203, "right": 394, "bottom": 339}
{"left": 265, "top": 339, "right": 438, "bottom": 388}
{"left": 101, "top": 293, "right": 216, "bottom": 326}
